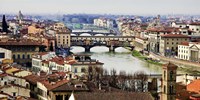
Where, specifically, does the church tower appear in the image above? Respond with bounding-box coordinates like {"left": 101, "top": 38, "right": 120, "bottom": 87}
{"left": 161, "top": 62, "right": 177, "bottom": 100}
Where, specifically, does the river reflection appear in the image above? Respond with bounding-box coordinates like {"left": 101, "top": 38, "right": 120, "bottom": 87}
{"left": 71, "top": 46, "right": 162, "bottom": 74}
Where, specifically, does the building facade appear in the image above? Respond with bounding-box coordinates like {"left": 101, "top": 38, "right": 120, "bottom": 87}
{"left": 161, "top": 62, "right": 177, "bottom": 100}
{"left": 178, "top": 42, "right": 190, "bottom": 60}
{"left": 159, "top": 34, "right": 190, "bottom": 56}
{"left": 55, "top": 27, "right": 71, "bottom": 48}
{"left": 0, "top": 47, "right": 12, "bottom": 62}
{"left": 0, "top": 39, "right": 42, "bottom": 65}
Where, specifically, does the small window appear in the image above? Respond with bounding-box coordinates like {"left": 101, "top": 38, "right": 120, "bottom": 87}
{"left": 164, "top": 85, "right": 166, "bottom": 93}
{"left": 27, "top": 55, "right": 30, "bottom": 59}
{"left": 81, "top": 68, "right": 86, "bottom": 72}
{"left": 13, "top": 55, "right": 16, "bottom": 59}
{"left": 18, "top": 54, "right": 20, "bottom": 59}
{"left": 170, "top": 71, "right": 173, "bottom": 81}
{"left": 75, "top": 68, "right": 77, "bottom": 73}
{"left": 13, "top": 92, "right": 16, "bottom": 96}
{"left": 22, "top": 54, "right": 25, "bottom": 59}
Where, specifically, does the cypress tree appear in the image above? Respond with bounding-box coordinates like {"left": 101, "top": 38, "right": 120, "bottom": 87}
{"left": 2, "top": 15, "right": 8, "bottom": 33}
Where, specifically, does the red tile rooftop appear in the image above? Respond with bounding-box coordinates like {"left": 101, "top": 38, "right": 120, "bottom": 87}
{"left": 180, "top": 42, "right": 189, "bottom": 46}
{"left": 24, "top": 74, "right": 45, "bottom": 85}
{"left": 0, "top": 39, "right": 42, "bottom": 46}
{"left": 40, "top": 79, "right": 69, "bottom": 90}
{"left": 37, "top": 52, "right": 49, "bottom": 56}
{"left": 190, "top": 22, "right": 200, "bottom": 26}
{"left": 160, "top": 33, "right": 190, "bottom": 38}
{"left": 187, "top": 79, "right": 200, "bottom": 94}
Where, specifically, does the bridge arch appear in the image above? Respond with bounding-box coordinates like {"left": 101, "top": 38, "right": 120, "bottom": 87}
{"left": 90, "top": 46, "right": 109, "bottom": 52}
{"left": 70, "top": 46, "right": 85, "bottom": 52}
{"left": 79, "top": 33, "right": 92, "bottom": 36}
{"left": 71, "top": 33, "right": 77, "bottom": 36}
{"left": 94, "top": 34, "right": 105, "bottom": 36}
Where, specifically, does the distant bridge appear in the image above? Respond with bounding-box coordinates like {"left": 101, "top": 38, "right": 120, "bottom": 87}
{"left": 71, "top": 29, "right": 117, "bottom": 36}
{"left": 71, "top": 36, "right": 135, "bottom": 52}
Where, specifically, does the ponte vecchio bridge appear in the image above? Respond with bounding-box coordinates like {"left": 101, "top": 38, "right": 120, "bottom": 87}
{"left": 71, "top": 36, "right": 135, "bottom": 52}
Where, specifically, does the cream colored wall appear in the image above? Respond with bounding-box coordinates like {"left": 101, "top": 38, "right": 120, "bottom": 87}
{"left": 37, "top": 82, "right": 48, "bottom": 100}
{"left": 54, "top": 23, "right": 65, "bottom": 30}
{"left": 28, "top": 26, "right": 36, "bottom": 34}
{"left": 1, "top": 86, "right": 30, "bottom": 97}
{"left": 0, "top": 48, "right": 12, "bottom": 62}
{"left": 56, "top": 33, "right": 71, "bottom": 48}
{"left": 178, "top": 45, "right": 189, "bottom": 60}
{"left": 14, "top": 71, "right": 32, "bottom": 77}
{"left": 72, "top": 65, "right": 88, "bottom": 76}
{"left": 28, "top": 26, "right": 45, "bottom": 34}
{"left": 160, "top": 37, "right": 190, "bottom": 56}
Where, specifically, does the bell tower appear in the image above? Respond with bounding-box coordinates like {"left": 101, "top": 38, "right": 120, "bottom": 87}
{"left": 161, "top": 62, "right": 177, "bottom": 100}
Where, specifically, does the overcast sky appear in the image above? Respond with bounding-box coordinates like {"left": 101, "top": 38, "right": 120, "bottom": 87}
{"left": 0, "top": 0, "right": 200, "bottom": 15}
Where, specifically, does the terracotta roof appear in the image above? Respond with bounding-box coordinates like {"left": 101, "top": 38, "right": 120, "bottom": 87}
{"left": 0, "top": 39, "right": 42, "bottom": 46}
{"left": 0, "top": 73, "right": 7, "bottom": 77}
{"left": 187, "top": 79, "right": 200, "bottom": 94}
{"left": 176, "top": 83, "right": 193, "bottom": 100}
{"left": 37, "top": 52, "right": 48, "bottom": 56}
{"left": 163, "top": 62, "right": 178, "bottom": 69}
{"left": 160, "top": 34, "right": 190, "bottom": 38}
{"left": 24, "top": 74, "right": 45, "bottom": 85}
{"left": 180, "top": 42, "right": 189, "bottom": 46}
{"left": 190, "top": 22, "right": 200, "bottom": 26}
{"left": 41, "top": 60, "right": 49, "bottom": 64}
{"left": 73, "top": 92, "right": 153, "bottom": 100}
{"left": 40, "top": 79, "right": 69, "bottom": 90}
{"left": 11, "top": 69, "right": 23, "bottom": 74}
{"left": 51, "top": 81, "right": 89, "bottom": 92}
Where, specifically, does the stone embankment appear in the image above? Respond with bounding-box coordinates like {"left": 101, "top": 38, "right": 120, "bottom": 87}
{"left": 150, "top": 53, "right": 200, "bottom": 67}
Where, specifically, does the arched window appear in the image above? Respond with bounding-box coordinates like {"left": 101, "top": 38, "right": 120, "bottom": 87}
{"left": 170, "top": 71, "right": 173, "bottom": 81}
{"left": 18, "top": 54, "right": 20, "bottom": 59}
{"left": 164, "top": 85, "right": 166, "bottom": 93}
{"left": 169, "top": 85, "right": 173, "bottom": 94}
{"left": 81, "top": 68, "right": 86, "bottom": 72}
{"left": 13, "top": 55, "right": 16, "bottom": 59}
{"left": 22, "top": 54, "right": 25, "bottom": 59}
{"left": 164, "top": 71, "right": 166, "bottom": 81}
{"left": 74, "top": 68, "right": 77, "bottom": 73}
{"left": 27, "top": 55, "right": 30, "bottom": 59}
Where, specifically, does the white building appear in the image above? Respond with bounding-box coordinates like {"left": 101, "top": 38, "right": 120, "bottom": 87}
{"left": 189, "top": 23, "right": 200, "bottom": 34}
{"left": 94, "top": 18, "right": 114, "bottom": 28}
{"left": 54, "top": 22, "right": 65, "bottom": 31}
{"left": 32, "top": 52, "right": 104, "bottom": 77}
{"left": 178, "top": 42, "right": 190, "bottom": 60}
{"left": 178, "top": 42, "right": 200, "bottom": 62}
{"left": 32, "top": 52, "right": 56, "bottom": 72}
{"left": 0, "top": 47, "right": 12, "bottom": 63}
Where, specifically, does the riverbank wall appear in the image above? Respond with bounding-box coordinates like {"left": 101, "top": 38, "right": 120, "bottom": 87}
{"left": 149, "top": 53, "right": 200, "bottom": 67}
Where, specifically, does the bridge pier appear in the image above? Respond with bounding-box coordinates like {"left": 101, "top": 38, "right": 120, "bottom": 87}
{"left": 109, "top": 45, "right": 115, "bottom": 52}
{"left": 85, "top": 46, "right": 91, "bottom": 52}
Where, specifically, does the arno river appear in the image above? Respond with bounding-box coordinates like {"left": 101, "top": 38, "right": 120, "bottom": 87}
{"left": 71, "top": 46, "right": 163, "bottom": 74}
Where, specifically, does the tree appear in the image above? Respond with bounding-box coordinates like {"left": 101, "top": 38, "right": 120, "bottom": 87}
{"left": 118, "top": 70, "right": 127, "bottom": 90}
{"left": 2, "top": 15, "right": 9, "bottom": 33}
{"left": 134, "top": 71, "right": 148, "bottom": 92}
{"left": 88, "top": 66, "right": 93, "bottom": 81}
{"left": 110, "top": 68, "right": 117, "bottom": 87}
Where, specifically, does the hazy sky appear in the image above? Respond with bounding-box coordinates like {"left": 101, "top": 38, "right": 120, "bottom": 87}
{"left": 0, "top": 0, "right": 200, "bottom": 15}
